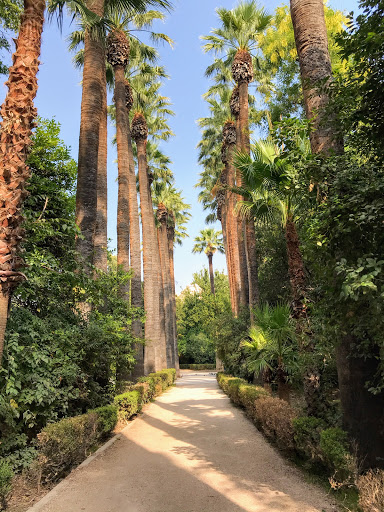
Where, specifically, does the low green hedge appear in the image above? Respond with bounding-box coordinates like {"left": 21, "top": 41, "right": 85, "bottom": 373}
{"left": 37, "top": 369, "right": 176, "bottom": 485}
{"left": 217, "top": 373, "right": 356, "bottom": 486}
{"left": 0, "top": 460, "right": 13, "bottom": 510}
{"left": 179, "top": 364, "right": 216, "bottom": 370}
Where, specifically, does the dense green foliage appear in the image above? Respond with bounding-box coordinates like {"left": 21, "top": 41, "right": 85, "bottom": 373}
{"left": 0, "top": 119, "right": 142, "bottom": 471}
{"left": 177, "top": 270, "right": 231, "bottom": 364}
{"left": 0, "top": 0, "right": 22, "bottom": 74}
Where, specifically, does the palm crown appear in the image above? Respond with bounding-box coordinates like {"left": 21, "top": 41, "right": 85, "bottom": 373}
{"left": 192, "top": 229, "right": 224, "bottom": 257}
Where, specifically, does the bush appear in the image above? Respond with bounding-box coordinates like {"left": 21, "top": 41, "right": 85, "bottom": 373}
{"left": 357, "top": 469, "right": 384, "bottom": 512}
{"left": 179, "top": 364, "right": 216, "bottom": 370}
{"left": 114, "top": 390, "right": 141, "bottom": 422}
{"left": 132, "top": 382, "right": 151, "bottom": 403}
{"left": 253, "top": 396, "right": 296, "bottom": 450}
{"left": 237, "top": 383, "right": 269, "bottom": 416}
{"left": 37, "top": 413, "right": 98, "bottom": 483}
{"left": 293, "top": 416, "right": 325, "bottom": 461}
{"left": 146, "top": 374, "right": 163, "bottom": 397}
{"left": 0, "top": 460, "right": 13, "bottom": 510}
{"left": 89, "top": 405, "right": 118, "bottom": 436}
{"left": 319, "top": 428, "right": 357, "bottom": 487}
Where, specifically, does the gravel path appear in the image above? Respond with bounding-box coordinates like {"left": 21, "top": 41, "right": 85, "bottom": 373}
{"left": 29, "top": 373, "right": 337, "bottom": 512}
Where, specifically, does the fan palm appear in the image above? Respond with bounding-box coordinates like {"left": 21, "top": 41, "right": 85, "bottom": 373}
{"left": 234, "top": 138, "right": 310, "bottom": 318}
{"left": 192, "top": 229, "right": 224, "bottom": 295}
{"left": 202, "top": 2, "right": 271, "bottom": 315}
{"left": 242, "top": 303, "right": 297, "bottom": 401}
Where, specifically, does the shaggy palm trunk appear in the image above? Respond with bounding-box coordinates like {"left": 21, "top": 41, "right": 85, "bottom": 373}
{"left": 125, "top": 82, "right": 144, "bottom": 377}
{"left": 133, "top": 114, "right": 166, "bottom": 373}
{"left": 0, "top": 0, "right": 45, "bottom": 366}
{"left": 224, "top": 122, "right": 242, "bottom": 312}
{"left": 93, "top": 64, "right": 108, "bottom": 272}
{"left": 208, "top": 253, "right": 215, "bottom": 295}
{"left": 167, "top": 220, "right": 179, "bottom": 375}
{"left": 157, "top": 206, "right": 175, "bottom": 368}
{"left": 220, "top": 148, "right": 237, "bottom": 315}
{"left": 76, "top": 0, "right": 105, "bottom": 267}
{"left": 231, "top": 88, "right": 249, "bottom": 308}
{"left": 232, "top": 50, "right": 260, "bottom": 317}
{"left": 290, "top": 0, "right": 343, "bottom": 155}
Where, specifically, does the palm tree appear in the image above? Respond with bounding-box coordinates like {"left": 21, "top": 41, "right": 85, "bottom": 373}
{"left": 153, "top": 183, "right": 191, "bottom": 374}
{"left": 74, "top": 0, "right": 171, "bottom": 267}
{"left": 234, "top": 139, "right": 309, "bottom": 318}
{"left": 242, "top": 303, "right": 297, "bottom": 401}
{"left": 0, "top": 0, "right": 46, "bottom": 365}
{"left": 192, "top": 229, "right": 224, "bottom": 295}
{"left": 290, "top": 0, "right": 343, "bottom": 155}
{"left": 202, "top": 1, "right": 271, "bottom": 314}
{"left": 132, "top": 112, "right": 166, "bottom": 372}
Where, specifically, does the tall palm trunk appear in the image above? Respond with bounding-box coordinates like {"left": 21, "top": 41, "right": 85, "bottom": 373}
{"left": 223, "top": 121, "right": 242, "bottom": 312}
{"left": 290, "top": 0, "right": 343, "bottom": 155}
{"left": 125, "top": 81, "right": 144, "bottom": 377}
{"left": 0, "top": 0, "right": 45, "bottom": 366}
{"left": 207, "top": 253, "right": 215, "bottom": 294}
{"left": 157, "top": 205, "right": 175, "bottom": 368}
{"left": 76, "top": 0, "right": 105, "bottom": 266}
{"left": 132, "top": 113, "right": 166, "bottom": 373}
{"left": 93, "top": 62, "right": 108, "bottom": 272}
{"left": 167, "top": 218, "right": 179, "bottom": 374}
{"left": 232, "top": 50, "right": 260, "bottom": 316}
{"left": 220, "top": 147, "right": 237, "bottom": 315}
{"left": 108, "top": 32, "right": 143, "bottom": 377}
{"left": 289, "top": 1, "right": 384, "bottom": 463}
{"left": 231, "top": 86, "right": 249, "bottom": 308}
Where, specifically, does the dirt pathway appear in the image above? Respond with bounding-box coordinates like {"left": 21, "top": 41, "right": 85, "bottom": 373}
{"left": 29, "top": 373, "right": 337, "bottom": 512}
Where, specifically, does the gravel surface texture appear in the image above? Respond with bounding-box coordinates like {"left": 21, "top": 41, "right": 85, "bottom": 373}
{"left": 28, "top": 372, "right": 338, "bottom": 512}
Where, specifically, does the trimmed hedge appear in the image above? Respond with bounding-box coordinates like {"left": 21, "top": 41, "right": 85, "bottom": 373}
{"left": 179, "top": 364, "right": 216, "bottom": 370}
{"left": 37, "top": 369, "right": 176, "bottom": 484}
{"left": 0, "top": 460, "right": 13, "bottom": 510}
{"left": 217, "top": 373, "right": 356, "bottom": 486}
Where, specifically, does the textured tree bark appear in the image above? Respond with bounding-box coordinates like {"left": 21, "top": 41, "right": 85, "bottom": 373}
{"left": 93, "top": 63, "right": 108, "bottom": 272}
{"left": 0, "top": 0, "right": 45, "bottom": 366}
{"left": 230, "top": 92, "right": 249, "bottom": 308}
{"left": 237, "top": 68, "right": 260, "bottom": 315}
{"left": 133, "top": 114, "right": 166, "bottom": 372}
{"left": 208, "top": 253, "right": 215, "bottom": 295}
{"left": 290, "top": 0, "right": 343, "bottom": 155}
{"left": 167, "top": 222, "right": 179, "bottom": 375}
{"left": 336, "top": 335, "right": 384, "bottom": 469}
{"left": 225, "top": 133, "right": 243, "bottom": 311}
{"left": 157, "top": 210, "right": 175, "bottom": 368}
{"left": 75, "top": 0, "right": 105, "bottom": 267}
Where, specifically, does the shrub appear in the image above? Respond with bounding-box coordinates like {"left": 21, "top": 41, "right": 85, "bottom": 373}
{"left": 146, "top": 374, "right": 164, "bottom": 396}
{"left": 319, "top": 428, "right": 357, "bottom": 487}
{"left": 156, "top": 369, "right": 176, "bottom": 389}
{"left": 253, "top": 396, "right": 296, "bottom": 450}
{"left": 237, "top": 383, "right": 269, "bottom": 417}
{"left": 179, "top": 364, "right": 216, "bottom": 370}
{"left": 293, "top": 416, "right": 325, "bottom": 461}
{"left": 37, "top": 413, "right": 99, "bottom": 483}
{"left": 357, "top": 469, "right": 384, "bottom": 512}
{"left": 0, "top": 460, "right": 13, "bottom": 510}
{"left": 132, "top": 382, "right": 151, "bottom": 403}
{"left": 114, "top": 390, "right": 141, "bottom": 422}
{"left": 90, "top": 405, "right": 118, "bottom": 436}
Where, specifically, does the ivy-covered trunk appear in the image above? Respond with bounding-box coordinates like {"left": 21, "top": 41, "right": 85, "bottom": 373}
{"left": 0, "top": 0, "right": 45, "bottom": 365}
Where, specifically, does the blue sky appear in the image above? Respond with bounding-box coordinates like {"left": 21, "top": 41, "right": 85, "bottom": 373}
{"left": 0, "top": 0, "right": 357, "bottom": 293}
